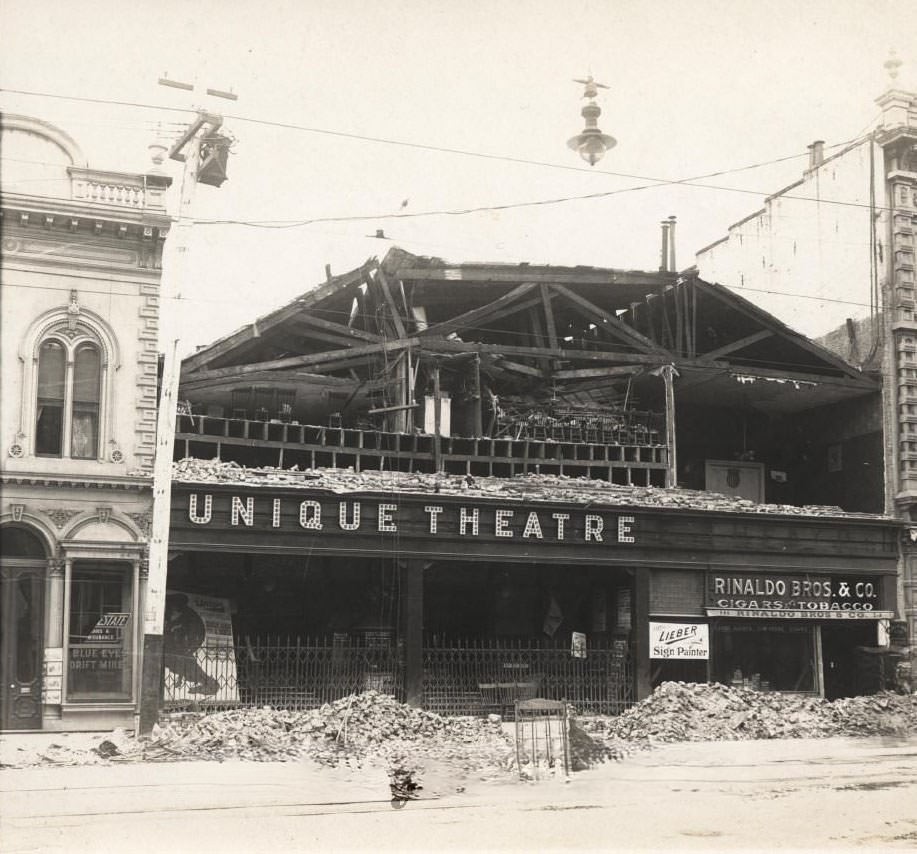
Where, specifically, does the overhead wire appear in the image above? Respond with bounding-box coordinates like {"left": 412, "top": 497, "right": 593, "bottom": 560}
{"left": 0, "top": 276, "right": 876, "bottom": 312}
{"left": 1, "top": 85, "right": 882, "bottom": 224}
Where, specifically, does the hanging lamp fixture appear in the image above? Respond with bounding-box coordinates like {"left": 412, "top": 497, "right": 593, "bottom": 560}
{"left": 567, "top": 75, "right": 617, "bottom": 166}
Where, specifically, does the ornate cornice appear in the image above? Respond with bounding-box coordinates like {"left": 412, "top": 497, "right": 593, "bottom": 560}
{"left": 2, "top": 472, "right": 151, "bottom": 491}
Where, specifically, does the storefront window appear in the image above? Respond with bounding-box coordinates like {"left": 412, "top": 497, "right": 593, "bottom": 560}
{"left": 712, "top": 622, "right": 817, "bottom": 693}
{"left": 67, "top": 562, "right": 133, "bottom": 701}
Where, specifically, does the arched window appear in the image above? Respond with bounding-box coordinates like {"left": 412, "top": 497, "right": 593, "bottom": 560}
{"left": 34, "top": 337, "right": 102, "bottom": 459}
{"left": 35, "top": 339, "right": 66, "bottom": 456}
{"left": 71, "top": 343, "right": 101, "bottom": 458}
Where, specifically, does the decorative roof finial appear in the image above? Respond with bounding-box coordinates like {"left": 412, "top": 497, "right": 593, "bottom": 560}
{"left": 884, "top": 49, "right": 903, "bottom": 84}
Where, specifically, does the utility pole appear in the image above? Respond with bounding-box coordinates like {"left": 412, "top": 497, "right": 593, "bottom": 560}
{"left": 139, "top": 78, "right": 234, "bottom": 733}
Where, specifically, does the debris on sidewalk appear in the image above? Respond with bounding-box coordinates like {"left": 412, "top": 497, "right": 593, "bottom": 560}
{"left": 117, "top": 691, "right": 515, "bottom": 781}
{"left": 583, "top": 682, "right": 917, "bottom": 746}
{"left": 5, "top": 684, "right": 916, "bottom": 774}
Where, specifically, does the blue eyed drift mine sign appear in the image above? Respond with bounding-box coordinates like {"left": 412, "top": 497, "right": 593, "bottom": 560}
{"left": 650, "top": 621, "right": 710, "bottom": 659}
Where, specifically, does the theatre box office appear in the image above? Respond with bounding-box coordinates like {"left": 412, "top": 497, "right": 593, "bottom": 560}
{"left": 166, "top": 468, "right": 900, "bottom": 708}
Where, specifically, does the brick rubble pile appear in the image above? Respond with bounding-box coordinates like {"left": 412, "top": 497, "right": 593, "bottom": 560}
{"left": 584, "top": 682, "right": 917, "bottom": 746}
{"left": 173, "top": 458, "right": 872, "bottom": 519}
{"left": 91, "top": 692, "right": 515, "bottom": 780}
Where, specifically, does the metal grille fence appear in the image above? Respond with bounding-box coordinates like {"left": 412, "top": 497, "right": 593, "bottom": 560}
{"left": 162, "top": 635, "right": 404, "bottom": 711}
{"left": 162, "top": 635, "right": 633, "bottom": 718}
{"left": 423, "top": 637, "right": 634, "bottom": 718}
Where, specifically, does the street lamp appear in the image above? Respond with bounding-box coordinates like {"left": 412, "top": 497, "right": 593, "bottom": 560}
{"left": 567, "top": 76, "right": 616, "bottom": 166}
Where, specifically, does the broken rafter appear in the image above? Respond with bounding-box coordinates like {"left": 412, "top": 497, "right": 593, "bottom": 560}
{"left": 697, "top": 280, "right": 869, "bottom": 382}
{"left": 375, "top": 268, "right": 408, "bottom": 339}
{"left": 495, "top": 359, "right": 544, "bottom": 378}
{"left": 182, "top": 262, "right": 372, "bottom": 374}
{"left": 540, "top": 283, "right": 559, "bottom": 349}
{"left": 282, "top": 323, "right": 365, "bottom": 350}
{"left": 182, "top": 337, "right": 421, "bottom": 382}
{"left": 552, "top": 365, "right": 644, "bottom": 380}
{"left": 421, "top": 337, "right": 667, "bottom": 365}
{"left": 702, "top": 330, "right": 774, "bottom": 359}
{"left": 294, "top": 313, "right": 382, "bottom": 343}
{"left": 394, "top": 263, "right": 676, "bottom": 288}
{"left": 419, "top": 282, "right": 538, "bottom": 338}
{"left": 549, "top": 283, "right": 671, "bottom": 356}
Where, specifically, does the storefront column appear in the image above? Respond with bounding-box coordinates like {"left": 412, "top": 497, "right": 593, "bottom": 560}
{"left": 401, "top": 560, "right": 425, "bottom": 707}
{"left": 633, "top": 567, "right": 652, "bottom": 700}
{"left": 46, "top": 557, "right": 65, "bottom": 647}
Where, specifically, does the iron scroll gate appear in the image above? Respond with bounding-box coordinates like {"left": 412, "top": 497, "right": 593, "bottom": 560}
{"left": 162, "top": 636, "right": 633, "bottom": 717}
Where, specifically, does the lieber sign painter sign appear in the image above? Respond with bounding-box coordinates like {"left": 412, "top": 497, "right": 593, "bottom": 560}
{"left": 650, "top": 621, "right": 709, "bottom": 660}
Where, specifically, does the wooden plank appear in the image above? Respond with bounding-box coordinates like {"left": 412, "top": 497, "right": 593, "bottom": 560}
{"left": 421, "top": 337, "right": 667, "bottom": 365}
{"left": 395, "top": 264, "right": 677, "bottom": 288}
{"left": 419, "top": 282, "right": 538, "bottom": 338}
{"left": 282, "top": 324, "right": 363, "bottom": 349}
{"left": 179, "top": 369, "right": 363, "bottom": 392}
{"left": 433, "top": 364, "right": 442, "bottom": 472}
{"left": 703, "top": 329, "right": 774, "bottom": 359}
{"left": 697, "top": 280, "right": 869, "bottom": 381}
{"left": 496, "top": 359, "right": 544, "bottom": 378}
{"left": 294, "top": 313, "right": 382, "bottom": 343}
{"left": 549, "top": 283, "right": 671, "bottom": 355}
{"left": 181, "top": 337, "right": 421, "bottom": 381}
{"left": 368, "top": 402, "right": 419, "bottom": 415}
{"left": 553, "top": 365, "right": 643, "bottom": 380}
{"left": 182, "top": 263, "right": 371, "bottom": 374}
{"left": 472, "top": 355, "right": 483, "bottom": 437}
{"left": 376, "top": 268, "right": 408, "bottom": 339}
{"left": 181, "top": 300, "right": 306, "bottom": 374}
{"left": 540, "top": 283, "right": 558, "bottom": 349}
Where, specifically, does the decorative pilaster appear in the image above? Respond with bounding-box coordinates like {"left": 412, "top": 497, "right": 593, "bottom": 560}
{"left": 47, "top": 557, "right": 65, "bottom": 648}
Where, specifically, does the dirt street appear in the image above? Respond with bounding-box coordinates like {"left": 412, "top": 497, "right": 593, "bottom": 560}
{"left": 2, "top": 734, "right": 916, "bottom": 852}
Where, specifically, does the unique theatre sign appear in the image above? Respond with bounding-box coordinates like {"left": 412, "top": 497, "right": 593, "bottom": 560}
{"left": 706, "top": 572, "right": 893, "bottom": 620}
{"left": 181, "top": 492, "right": 637, "bottom": 545}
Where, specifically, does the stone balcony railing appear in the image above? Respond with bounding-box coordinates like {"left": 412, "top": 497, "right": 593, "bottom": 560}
{"left": 69, "top": 167, "right": 170, "bottom": 211}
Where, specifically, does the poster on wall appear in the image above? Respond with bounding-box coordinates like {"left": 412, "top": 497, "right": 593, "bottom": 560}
{"left": 570, "top": 631, "right": 587, "bottom": 659}
{"left": 650, "top": 621, "right": 710, "bottom": 660}
{"left": 163, "top": 592, "right": 238, "bottom": 703}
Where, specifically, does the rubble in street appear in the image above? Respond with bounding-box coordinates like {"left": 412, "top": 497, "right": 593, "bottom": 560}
{"left": 4, "top": 684, "right": 916, "bottom": 774}
{"left": 583, "top": 682, "right": 917, "bottom": 746}
{"left": 33, "top": 692, "right": 519, "bottom": 782}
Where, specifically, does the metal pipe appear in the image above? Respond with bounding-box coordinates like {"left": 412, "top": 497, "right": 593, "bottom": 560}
{"left": 668, "top": 215, "right": 677, "bottom": 273}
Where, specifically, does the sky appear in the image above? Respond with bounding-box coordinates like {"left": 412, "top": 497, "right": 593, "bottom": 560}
{"left": 2, "top": 0, "right": 916, "bottom": 355}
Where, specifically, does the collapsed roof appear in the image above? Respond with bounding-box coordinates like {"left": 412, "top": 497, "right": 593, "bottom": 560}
{"left": 180, "top": 247, "right": 876, "bottom": 426}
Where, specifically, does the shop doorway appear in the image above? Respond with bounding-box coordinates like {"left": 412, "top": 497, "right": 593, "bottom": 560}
{"left": 1, "top": 526, "right": 47, "bottom": 730}
{"left": 821, "top": 621, "right": 878, "bottom": 699}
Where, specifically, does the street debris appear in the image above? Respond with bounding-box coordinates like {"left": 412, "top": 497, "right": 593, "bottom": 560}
{"left": 173, "top": 458, "right": 877, "bottom": 520}
{"left": 117, "top": 692, "right": 514, "bottom": 782}
{"left": 583, "top": 682, "right": 917, "bottom": 746}
{"left": 5, "top": 684, "right": 917, "bottom": 774}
